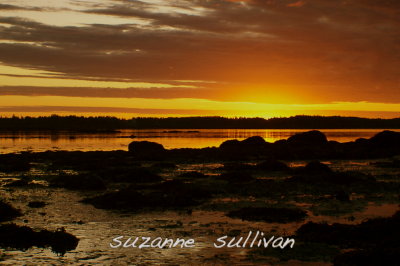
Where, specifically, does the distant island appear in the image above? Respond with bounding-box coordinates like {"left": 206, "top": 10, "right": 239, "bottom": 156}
{"left": 0, "top": 115, "right": 399, "bottom": 131}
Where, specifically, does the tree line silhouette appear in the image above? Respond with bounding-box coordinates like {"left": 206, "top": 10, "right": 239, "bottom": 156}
{"left": 0, "top": 115, "right": 399, "bottom": 131}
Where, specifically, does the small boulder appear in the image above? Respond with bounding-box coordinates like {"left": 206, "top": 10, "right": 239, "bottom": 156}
{"left": 256, "top": 160, "right": 291, "bottom": 172}
{"left": 0, "top": 200, "right": 22, "bottom": 222}
{"left": 28, "top": 201, "right": 47, "bottom": 208}
{"left": 219, "top": 139, "right": 241, "bottom": 150}
{"left": 221, "top": 162, "right": 253, "bottom": 171}
{"left": 227, "top": 207, "right": 307, "bottom": 223}
{"left": 128, "top": 141, "right": 166, "bottom": 158}
{"left": 151, "top": 162, "right": 177, "bottom": 169}
{"left": 101, "top": 167, "right": 163, "bottom": 183}
{"left": 287, "top": 130, "right": 328, "bottom": 146}
{"left": 50, "top": 174, "right": 106, "bottom": 191}
{"left": 241, "top": 136, "right": 266, "bottom": 146}
{"left": 303, "top": 161, "right": 332, "bottom": 174}
{"left": 369, "top": 130, "right": 400, "bottom": 147}
{"left": 0, "top": 223, "right": 79, "bottom": 255}
{"left": 178, "top": 171, "right": 208, "bottom": 179}
{"left": 219, "top": 171, "right": 254, "bottom": 182}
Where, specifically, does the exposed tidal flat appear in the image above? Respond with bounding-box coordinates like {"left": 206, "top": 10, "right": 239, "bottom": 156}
{"left": 0, "top": 130, "right": 400, "bottom": 265}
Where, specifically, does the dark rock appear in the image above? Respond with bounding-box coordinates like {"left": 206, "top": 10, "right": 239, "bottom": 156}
{"left": 241, "top": 136, "right": 266, "bottom": 146}
{"left": 296, "top": 211, "right": 400, "bottom": 248}
{"left": 0, "top": 200, "right": 22, "bottom": 222}
{"left": 151, "top": 162, "right": 177, "bottom": 169}
{"left": 219, "top": 139, "right": 241, "bottom": 150}
{"left": 0, "top": 155, "right": 31, "bottom": 172}
{"left": 0, "top": 223, "right": 79, "bottom": 255}
{"left": 287, "top": 171, "right": 375, "bottom": 185}
{"left": 369, "top": 130, "right": 400, "bottom": 147}
{"left": 255, "top": 160, "right": 291, "bottom": 172}
{"left": 333, "top": 247, "right": 400, "bottom": 266}
{"left": 227, "top": 207, "right": 307, "bottom": 223}
{"left": 302, "top": 161, "right": 332, "bottom": 174}
{"left": 287, "top": 130, "right": 328, "bottom": 146}
{"left": 241, "top": 136, "right": 269, "bottom": 155}
{"left": 355, "top": 138, "right": 368, "bottom": 144}
{"left": 334, "top": 191, "right": 350, "bottom": 202}
{"left": 100, "top": 167, "right": 163, "bottom": 183}
{"left": 28, "top": 201, "right": 47, "bottom": 208}
{"left": 50, "top": 174, "right": 106, "bottom": 191}
{"left": 178, "top": 171, "right": 208, "bottom": 179}
{"left": 83, "top": 181, "right": 212, "bottom": 212}
{"left": 219, "top": 171, "right": 254, "bottom": 182}
{"left": 371, "top": 159, "right": 400, "bottom": 168}
{"left": 274, "top": 139, "right": 287, "bottom": 145}
{"left": 221, "top": 162, "right": 253, "bottom": 171}
{"left": 128, "top": 141, "right": 166, "bottom": 158}
{"left": 251, "top": 242, "right": 340, "bottom": 262}
{"left": 5, "top": 179, "right": 29, "bottom": 187}
{"left": 219, "top": 137, "right": 269, "bottom": 158}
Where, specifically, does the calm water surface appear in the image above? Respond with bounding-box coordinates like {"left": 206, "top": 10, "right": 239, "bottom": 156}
{"left": 1, "top": 129, "right": 399, "bottom": 153}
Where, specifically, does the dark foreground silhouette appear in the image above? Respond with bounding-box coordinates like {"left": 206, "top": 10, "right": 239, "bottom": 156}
{"left": 126, "top": 130, "right": 400, "bottom": 160}
{"left": 0, "top": 223, "right": 79, "bottom": 255}
{"left": 0, "top": 199, "right": 79, "bottom": 255}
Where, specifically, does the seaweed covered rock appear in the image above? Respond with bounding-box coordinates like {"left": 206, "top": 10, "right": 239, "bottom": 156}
{"left": 50, "top": 173, "right": 106, "bottom": 190}
{"left": 0, "top": 200, "right": 22, "bottom": 222}
{"left": 0, "top": 154, "right": 31, "bottom": 172}
{"left": 219, "top": 139, "right": 241, "bottom": 151}
{"left": 371, "top": 159, "right": 400, "bottom": 168}
{"left": 296, "top": 211, "right": 400, "bottom": 248}
{"left": 241, "top": 136, "right": 266, "bottom": 146}
{"left": 5, "top": 179, "right": 29, "bottom": 187}
{"left": 28, "top": 201, "right": 47, "bottom": 208}
{"left": 287, "top": 170, "right": 375, "bottom": 185}
{"left": 227, "top": 207, "right": 307, "bottom": 223}
{"left": 288, "top": 161, "right": 378, "bottom": 185}
{"left": 255, "top": 160, "right": 291, "bottom": 172}
{"left": 219, "top": 137, "right": 268, "bottom": 158}
{"left": 296, "top": 212, "right": 400, "bottom": 265}
{"left": 128, "top": 141, "right": 166, "bottom": 159}
{"left": 241, "top": 136, "right": 269, "bottom": 155}
{"left": 0, "top": 223, "right": 79, "bottom": 255}
{"left": 151, "top": 162, "right": 177, "bottom": 169}
{"left": 83, "top": 181, "right": 212, "bottom": 212}
{"left": 333, "top": 247, "right": 400, "bottom": 266}
{"left": 99, "top": 167, "right": 163, "bottom": 183}
{"left": 221, "top": 162, "right": 253, "bottom": 171}
{"left": 302, "top": 161, "right": 333, "bottom": 174}
{"left": 49, "top": 150, "right": 139, "bottom": 171}
{"left": 369, "top": 130, "right": 400, "bottom": 148}
{"left": 287, "top": 130, "right": 328, "bottom": 146}
{"left": 219, "top": 171, "right": 254, "bottom": 183}
{"left": 178, "top": 171, "right": 208, "bottom": 179}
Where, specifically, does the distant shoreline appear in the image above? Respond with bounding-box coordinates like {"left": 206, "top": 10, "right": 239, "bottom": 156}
{"left": 0, "top": 115, "right": 399, "bottom": 131}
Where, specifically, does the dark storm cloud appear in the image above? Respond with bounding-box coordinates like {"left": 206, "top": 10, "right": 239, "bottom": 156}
{"left": 0, "top": 0, "right": 399, "bottom": 103}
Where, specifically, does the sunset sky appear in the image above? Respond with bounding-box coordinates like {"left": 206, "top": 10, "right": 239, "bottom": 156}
{"left": 0, "top": 0, "right": 399, "bottom": 118}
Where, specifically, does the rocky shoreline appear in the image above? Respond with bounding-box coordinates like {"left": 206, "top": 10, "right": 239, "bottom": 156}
{"left": 0, "top": 130, "right": 399, "bottom": 264}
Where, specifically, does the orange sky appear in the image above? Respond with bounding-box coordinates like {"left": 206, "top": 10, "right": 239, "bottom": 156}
{"left": 0, "top": 0, "right": 399, "bottom": 118}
